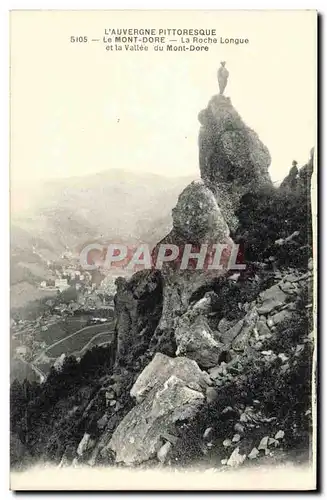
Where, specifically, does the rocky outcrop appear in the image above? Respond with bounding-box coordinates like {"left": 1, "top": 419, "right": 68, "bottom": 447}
{"left": 107, "top": 132, "right": 311, "bottom": 466}
{"left": 113, "top": 93, "right": 273, "bottom": 375}
{"left": 171, "top": 181, "right": 230, "bottom": 244}
{"left": 100, "top": 264, "right": 312, "bottom": 466}
{"left": 141, "top": 94, "right": 272, "bottom": 359}
{"left": 148, "top": 270, "right": 228, "bottom": 358}
{"left": 208, "top": 267, "right": 312, "bottom": 368}
{"left": 198, "top": 95, "right": 271, "bottom": 229}
{"left": 148, "top": 180, "right": 234, "bottom": 358}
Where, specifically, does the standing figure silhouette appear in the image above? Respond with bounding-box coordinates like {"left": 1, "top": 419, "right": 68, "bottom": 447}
{"left": 217, "top": 61, "right": 229, "bottom": 95}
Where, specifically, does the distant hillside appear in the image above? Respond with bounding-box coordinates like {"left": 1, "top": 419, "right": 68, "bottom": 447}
{"left": 11, "top": 170, "right": 196, "bottom": 310}
{"left": 11, "top": 170, "right": 196, "bottom": 247}
{"left": 138, "top": 213, "right": 174, "bottom": 247}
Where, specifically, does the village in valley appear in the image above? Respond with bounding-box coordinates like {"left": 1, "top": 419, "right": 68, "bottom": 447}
{"left": 10, "top": 249, "right": 121, "bottom": 383}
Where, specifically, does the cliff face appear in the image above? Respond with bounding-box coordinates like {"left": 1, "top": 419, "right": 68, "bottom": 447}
{"left": 11, "top": 90, "right": 314, "bottom": 472}
{"left": 114, "top": 271, "right": 163, "bottom": 368}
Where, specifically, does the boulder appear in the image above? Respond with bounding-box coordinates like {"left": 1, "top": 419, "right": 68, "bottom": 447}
{"left": 257, "top": 298, "right": 285, "bottom": 315}
{"left": 232, "top": 308, "right": 259, "bottom": 351}
{"left": 97, "top": 414, "right": 108, "bottom": 430}
{"left": 284, "top": 273, "right": 301, "bottom": 283}
{"left": 175, "top": 313, "right": 224, "bottom": 368}
{"left": 106, "top": 375, "right": 205, "bottom": 465}
{"left": 193, "top": 291, "right": 220, "bottom": 313}
{"left": 157, "top": 441, "right": 172, "bottom": 464}
{"left": 172, "top": 180, "right": 230, "bottom": 244}
{"left": 221, "top": 318, "right": 244, "bottom": 345}
{"left": 259, "top": 284, "right": 286, "bottom": 302}
{"left": 227, "top": 446, "right": 247, "bottom": 467}
{"left": 257, "top": 284, "right": 287, "bottom": 314}
{"left": 267, "top": 309, "right": 294, "bottom": 327}
{"left": 208, "top": 365, "right": 223, "bottom": 381}
{"left": 77, "top": 433, "right": 95, "bottom": 457}
{"left": 256, "top": 320, "right": 272, "bottom": 339}
{"left": 130, "top": 352, "right": 210, "bottom": 404}
{"left": 279, "top": 281, "right": 297, "bottom": 294}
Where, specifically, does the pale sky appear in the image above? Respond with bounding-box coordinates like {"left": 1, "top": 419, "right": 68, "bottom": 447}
{"left": 10, "top": 10, "right": 316, "bottom": 185}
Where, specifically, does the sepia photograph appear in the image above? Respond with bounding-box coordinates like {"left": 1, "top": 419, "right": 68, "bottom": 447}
{"left": 9, "top": 9, "right": 317, "bottom": 491}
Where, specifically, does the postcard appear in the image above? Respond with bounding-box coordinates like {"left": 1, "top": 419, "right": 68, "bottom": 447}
{"left": 10, "top": 9, "right": 317, "bottom": 491}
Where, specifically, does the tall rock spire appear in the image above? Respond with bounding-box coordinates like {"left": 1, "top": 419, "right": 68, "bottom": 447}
{"left": 198, "top": 94, "right": 272, "bottom": 229}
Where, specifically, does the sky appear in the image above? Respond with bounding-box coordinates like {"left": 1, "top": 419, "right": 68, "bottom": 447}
{"left": 10, "top": 10, "right": 316, "bottom": 186}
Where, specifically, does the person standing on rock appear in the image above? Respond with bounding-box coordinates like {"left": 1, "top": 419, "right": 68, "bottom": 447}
{"left": 217, "top": 61, "right": 229, "bottom": 95}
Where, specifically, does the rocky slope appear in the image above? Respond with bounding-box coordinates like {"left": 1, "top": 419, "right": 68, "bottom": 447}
{"left": 10, "top": 93, "right": 314, "bottom": 473}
